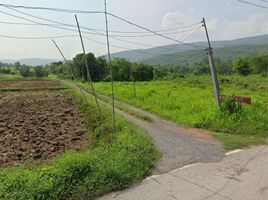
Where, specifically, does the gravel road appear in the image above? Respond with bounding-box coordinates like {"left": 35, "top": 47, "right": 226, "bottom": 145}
{"left": 76, "top": 86, "right": 226, "bottom": 174}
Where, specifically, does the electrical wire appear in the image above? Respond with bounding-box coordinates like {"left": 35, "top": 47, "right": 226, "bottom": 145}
{"left": 0, "top": 7, "right": 204, "bottom": 38}
{"left": 0, "top": 3, "right": 204, "bottom": 49}
{"left": 0, "top": 34, "right": 77, "bottom": 40}
{"left": 0, "top": 3, "right": 104, "bottom": 14}
{"left": 237, "top": 0, "right": 268, "bottom": 9}
{"left": 106, "top": 12, "right": 205, "bottom": 50}
{"left": 0, "top": 8, "right": 206, "bottom": 52}
{"left": 166, "top": 25, "right": 204, "bottom": 50}
{"left": 0, "top": 20, "right": 201, "bottom": 34}
{"left": 259, "top": 0, "right": 268, "bottom": 3}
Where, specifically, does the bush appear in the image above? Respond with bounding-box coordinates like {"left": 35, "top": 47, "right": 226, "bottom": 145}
{"left": 220, "top": 96, "right": 244, "bottom": 115}
{"left": 233, "top": 57, "right": 251, "bottom": 76}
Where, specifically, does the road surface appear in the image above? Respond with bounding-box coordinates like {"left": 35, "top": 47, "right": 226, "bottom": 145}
{"left": 100, "top": 146, "right": 268, "bottom": 200}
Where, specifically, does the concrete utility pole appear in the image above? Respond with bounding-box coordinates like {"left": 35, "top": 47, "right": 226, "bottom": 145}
{"left": 202, "top": 18, "right": 221, "bottom": 106}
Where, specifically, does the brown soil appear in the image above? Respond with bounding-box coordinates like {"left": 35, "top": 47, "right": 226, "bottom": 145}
{"left": 0, "top": 91, "right": 89, "bottom": 167}
{"left": 0, "top": 80, "right": 64, "bottom": 89}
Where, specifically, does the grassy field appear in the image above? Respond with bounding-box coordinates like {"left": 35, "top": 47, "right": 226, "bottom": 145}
{"left": 82, "top": 75, "right": 268, "bottom": 149}
{"left": 0, "top": 80, "right": 159, "bottom": 200}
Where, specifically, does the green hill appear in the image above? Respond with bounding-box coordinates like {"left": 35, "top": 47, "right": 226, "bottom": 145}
{"left": 109, "top": 34, "right": 268, "bottom": 65}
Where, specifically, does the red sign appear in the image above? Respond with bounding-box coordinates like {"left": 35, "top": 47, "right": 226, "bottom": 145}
{"left": 233, "top": 96, "right": 251, "bottom": 105}
{"left": 220, "top": 95, "right": 252, "bottom": 105}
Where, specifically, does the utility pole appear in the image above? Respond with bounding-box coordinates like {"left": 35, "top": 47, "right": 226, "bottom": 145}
{"left": 75, "top": 15, "right": 102, "bottom": 116}
{"left": 104, "top": 0, "right": 116, "bottom": 138}
{"left": 202, "top": 18, "right": 221, "bottom": 106}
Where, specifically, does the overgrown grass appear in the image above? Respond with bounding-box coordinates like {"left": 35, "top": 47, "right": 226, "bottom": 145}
{"left": 75, "top": 85, "right": 153, "bottom": 123}
{"left": 0, "top": 74, "right": 22, "bottom": 80}
{"left": 87, "top": 75, "right": 268, "bottom": 149}
{"left": 0, "top": 86, "right": 159, "bottom": 199}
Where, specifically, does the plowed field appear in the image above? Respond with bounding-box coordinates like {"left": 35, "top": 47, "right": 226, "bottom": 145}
{"left": 0, "top": 80, "right": 64, "bottom": 90}
{"left": 0, "top": 87, "right": 89, "bottom": 167}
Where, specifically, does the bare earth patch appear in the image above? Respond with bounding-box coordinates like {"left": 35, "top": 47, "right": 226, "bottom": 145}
{"left": 0, "top": 91, "right": 89, "bottom": 167}
{"left": 0, "top": 80, "right": 64, "bottom": 90}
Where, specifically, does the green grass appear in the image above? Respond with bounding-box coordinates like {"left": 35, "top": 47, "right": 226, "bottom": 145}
{"left": 213, "top": 133, "right": 266, "bottom": 150}
{"left": 0, "top": 74, "right": 22, "bottom": 80}
{"left": 0, "top": 86, "right": 159, "bottom": 199}
{"left": 75, "top": 85, "right": 153, "bottom": 122}
{"left": 81, "top": 75, "right": 268, "bottom": 149}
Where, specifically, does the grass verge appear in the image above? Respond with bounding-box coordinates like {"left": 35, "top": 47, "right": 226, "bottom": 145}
{"left": 75, "top": 82, "right": 153, "bottom": 122}
{"left": 88, "top": 75, "right": 268, "bottom": 149}
{"left": 0, "top": 86, "right": 159, "bottom": 200}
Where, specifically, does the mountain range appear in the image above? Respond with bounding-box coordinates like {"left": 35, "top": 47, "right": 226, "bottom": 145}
{"left": 1, "top": 34, "right": 268, "bottom": 66}
{"left": 110, "top": 34, "right": 268, "bottom": 66}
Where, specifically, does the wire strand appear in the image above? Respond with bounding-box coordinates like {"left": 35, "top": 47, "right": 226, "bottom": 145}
{"left": 237, "top": 0, "right": 268, "bottom": 9}
{"left": 106, "top": 12, "right": 205, "bottom": 50}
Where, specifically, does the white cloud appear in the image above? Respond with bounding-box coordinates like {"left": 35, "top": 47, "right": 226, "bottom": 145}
{"left": 161, "top": 9, "right": 199, "bottom": 29}
{"left": 161, "top": 9, "right": 268, "bottom": 42}
{"left": 210, "top": 13, "right": 268, "bottom": 40}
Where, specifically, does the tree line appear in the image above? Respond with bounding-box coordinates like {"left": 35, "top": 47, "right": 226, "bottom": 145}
{"left": 0, "top": 62, "right": 48, "bottom": 78}
{"left": 1, "top": 52, "right": 266, "bottom": 81}
{"left": 49, "top": 53, "right": 154, "bottom": 82}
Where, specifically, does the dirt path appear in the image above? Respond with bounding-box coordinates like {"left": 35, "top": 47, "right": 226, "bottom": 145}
{"left": 69, "top": 82, "right": 225, "bottom": 175}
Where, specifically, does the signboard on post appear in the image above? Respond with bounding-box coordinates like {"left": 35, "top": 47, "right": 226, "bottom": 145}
{"left": 220, "top": 95, "right": 252, "bottom": 105}
{"left": 233, "top": 96, "right": 251, "bottom": 105}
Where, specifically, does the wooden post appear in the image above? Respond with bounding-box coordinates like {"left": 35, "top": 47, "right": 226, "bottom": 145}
{"left": 75, "top": 15, "right": 102, "bottom": 116}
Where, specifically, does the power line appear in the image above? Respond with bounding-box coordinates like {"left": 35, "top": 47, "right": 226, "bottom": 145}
{"left": 0, "top": 3, "right": 104, "bottom": 14}
{"left": 83, "top": 37, "right": 165, "bottom": 56}
{"left": 0, "top": 21, "right": 61, "bottom": 26}
{"left": 106, "top": 12, "right": 205, "bottom": 50}
{"left": 0, "top": 34, "right": 77, "bottom": 40}
{"left": 0, "top": 3, "right": 204, "bottom": 49}
{"left": 110, "top": 25, "right": 203, "bottom": 49}
{"left": 0, "top": 6, "right": 108, "bottom": 36}
{"left": 0, "top": 7, "right": 203, "bottom": 38}
{"left": 237, "top": 0, "right": 268, "bottom": 9}
{"left": 0, "top": 8, "right": 206, "bottom": 52}
{"left": 0, "top": 20, "right": 201, "bottom": 34}
{"left": 166, "top": 25, "right": 204, "bottom": 50}
{"left": 259, "top": 0, "right": 268, "bottom": 3}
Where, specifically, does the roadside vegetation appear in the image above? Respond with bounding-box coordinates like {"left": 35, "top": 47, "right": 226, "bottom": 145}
{"left": 86, "top": 75, "right": 268, "bottom": 149}
{"left": 0, "top": 82, "right": 159, "bottom": 200}
{"left": 40, "top": 51, "right": 268, "bottom": 149}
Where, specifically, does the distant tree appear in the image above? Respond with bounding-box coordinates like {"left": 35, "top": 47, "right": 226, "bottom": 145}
{"left": 34, "top": 66, "right": 48, "bottom": 77}
{"left": 192, "top": 63, "right": 210, "bottom": 75}
{"left": 111, "top": 58, "right": 131, "bottom": 81}
{"left": 96, "top": 56, "right": 108, "bottom": 80}
{"left": 154, "top": 67, "right": 168, "bottom": 79}
{"left": 132, "top": 63, "right": 154, "bottom": 81}
{"left": 72, "top": 53, "right": 101, "bottom": 81}
{"left": 233, "top": 57, "right": 251, "bottom": 76}
{"left": 249, "top": 55, "right": 268, "bottom": 75}
{"left": 14, "top": 62, "right": 21, "bottom": 70}
{"left": 215, "top": 58, "right": 233, "bottom": 74}
{"left": 19, "top": 66, "right": 31, "bottom": 77}
{"left": 0, "top": 67, "right": 11, "bottom": 74}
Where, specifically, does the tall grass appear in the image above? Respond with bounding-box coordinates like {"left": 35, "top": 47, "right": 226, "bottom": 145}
{"left": 89, "top": 75, "right": 268, "bottom": 140}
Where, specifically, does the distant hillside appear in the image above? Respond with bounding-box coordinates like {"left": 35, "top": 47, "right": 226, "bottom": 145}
{"left": 0, "top": 58, "right": 58, "bottom": 66}
{"left": 141, "top": 44, "right": 268, "bottom": 66}
{"left": 110, "top": 34, "right": 268, "bottom": 65}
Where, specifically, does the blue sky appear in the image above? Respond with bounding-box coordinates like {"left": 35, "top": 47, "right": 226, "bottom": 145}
{"left": 0, "top": 0, "right": 268, "bottom": 59}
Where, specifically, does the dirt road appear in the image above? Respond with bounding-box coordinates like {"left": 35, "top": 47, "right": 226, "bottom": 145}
{"left": 69, "top": 82, "right": 225, "bottom": 174}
